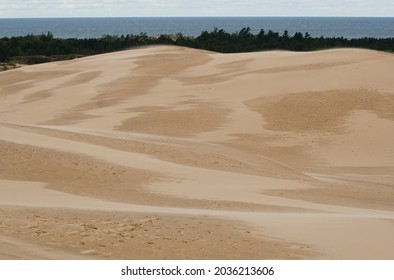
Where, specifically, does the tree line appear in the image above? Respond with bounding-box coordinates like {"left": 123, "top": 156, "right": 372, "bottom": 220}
{"left": 1, "top": 28, "right": 393, "bottom": 64}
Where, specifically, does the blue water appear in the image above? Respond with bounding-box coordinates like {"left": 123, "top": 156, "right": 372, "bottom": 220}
{"left": 0, "top": 17, "right": 393, "bottom": 39}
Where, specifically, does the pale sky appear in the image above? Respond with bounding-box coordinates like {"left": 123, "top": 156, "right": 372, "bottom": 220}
{"left": 0, "top": 0, "right": 393, "bottom": 18}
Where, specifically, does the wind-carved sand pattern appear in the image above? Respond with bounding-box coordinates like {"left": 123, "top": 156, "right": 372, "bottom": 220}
{"left": 0, "top": 46, "right": 394, "bottom": 259}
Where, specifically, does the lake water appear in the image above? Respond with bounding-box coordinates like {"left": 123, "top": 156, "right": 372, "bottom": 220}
{"left": 0, "top": 17, "right": 393, "bottom": 39}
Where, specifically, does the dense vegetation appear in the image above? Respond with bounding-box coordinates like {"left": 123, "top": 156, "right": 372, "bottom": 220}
{"left": 1, "top": 28, "right": 393, "bottom": 64}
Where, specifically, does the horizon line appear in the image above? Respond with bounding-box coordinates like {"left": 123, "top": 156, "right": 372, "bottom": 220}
{"left": 1, "top": 16, "right": 394, "bottom": 19}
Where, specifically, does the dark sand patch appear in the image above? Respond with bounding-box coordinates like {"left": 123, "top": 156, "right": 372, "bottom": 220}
{"left": 0, "top": 70, "right": 74, "bottom": 95}
{"left": 0, "top": 207, "right": 313, "bottom": 260}
{"left": 0, "top": 140, "right": 157, "bottom": 205}
{"left": 59, "top": 71, "right": 102, "bottom": 87}
{"left": 265, "top": 166, "right": 394, "bottom": 211}
{"left": 118, "top": 102, "right": 231, "bottom": 137}
{"left": 247, "top": 90, "right": 394, "bottom": 133}
{"left": 21, "top": 90, "right": 53, "bottom": 104}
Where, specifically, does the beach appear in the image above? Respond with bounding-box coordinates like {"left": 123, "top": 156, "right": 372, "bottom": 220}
{"left": 0, "top": 46, "right": 393, "bottom": 259}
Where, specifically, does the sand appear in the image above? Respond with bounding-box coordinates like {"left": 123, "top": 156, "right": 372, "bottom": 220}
{"left": 0, "top": 46, "right": 393, "bottom": 259}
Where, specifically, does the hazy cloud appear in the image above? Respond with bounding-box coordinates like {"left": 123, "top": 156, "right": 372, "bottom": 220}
{"left": 0, "top": 0, "right": 392, "bottom": 17}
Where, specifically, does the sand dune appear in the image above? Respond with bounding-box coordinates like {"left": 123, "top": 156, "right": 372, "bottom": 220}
{"left": 0, "top": 46, "right": 393, "bottom": 259}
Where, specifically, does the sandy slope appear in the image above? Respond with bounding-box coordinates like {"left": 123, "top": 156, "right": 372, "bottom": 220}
{"left": 0, "top": 46, "right": 393, "bottom": 259}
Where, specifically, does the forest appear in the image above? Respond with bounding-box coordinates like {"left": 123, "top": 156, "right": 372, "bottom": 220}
{"left": 1, "top": 27, "right": 393, "bottom": 65}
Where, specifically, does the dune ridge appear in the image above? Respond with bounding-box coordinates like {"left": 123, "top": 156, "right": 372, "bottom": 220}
{"left": 1, "top": 46, "right": 394, "bottom": 259}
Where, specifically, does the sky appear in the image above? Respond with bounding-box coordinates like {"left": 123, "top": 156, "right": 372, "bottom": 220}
{"left": 0, "top": 0, "right": 393, "bottom": 18}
